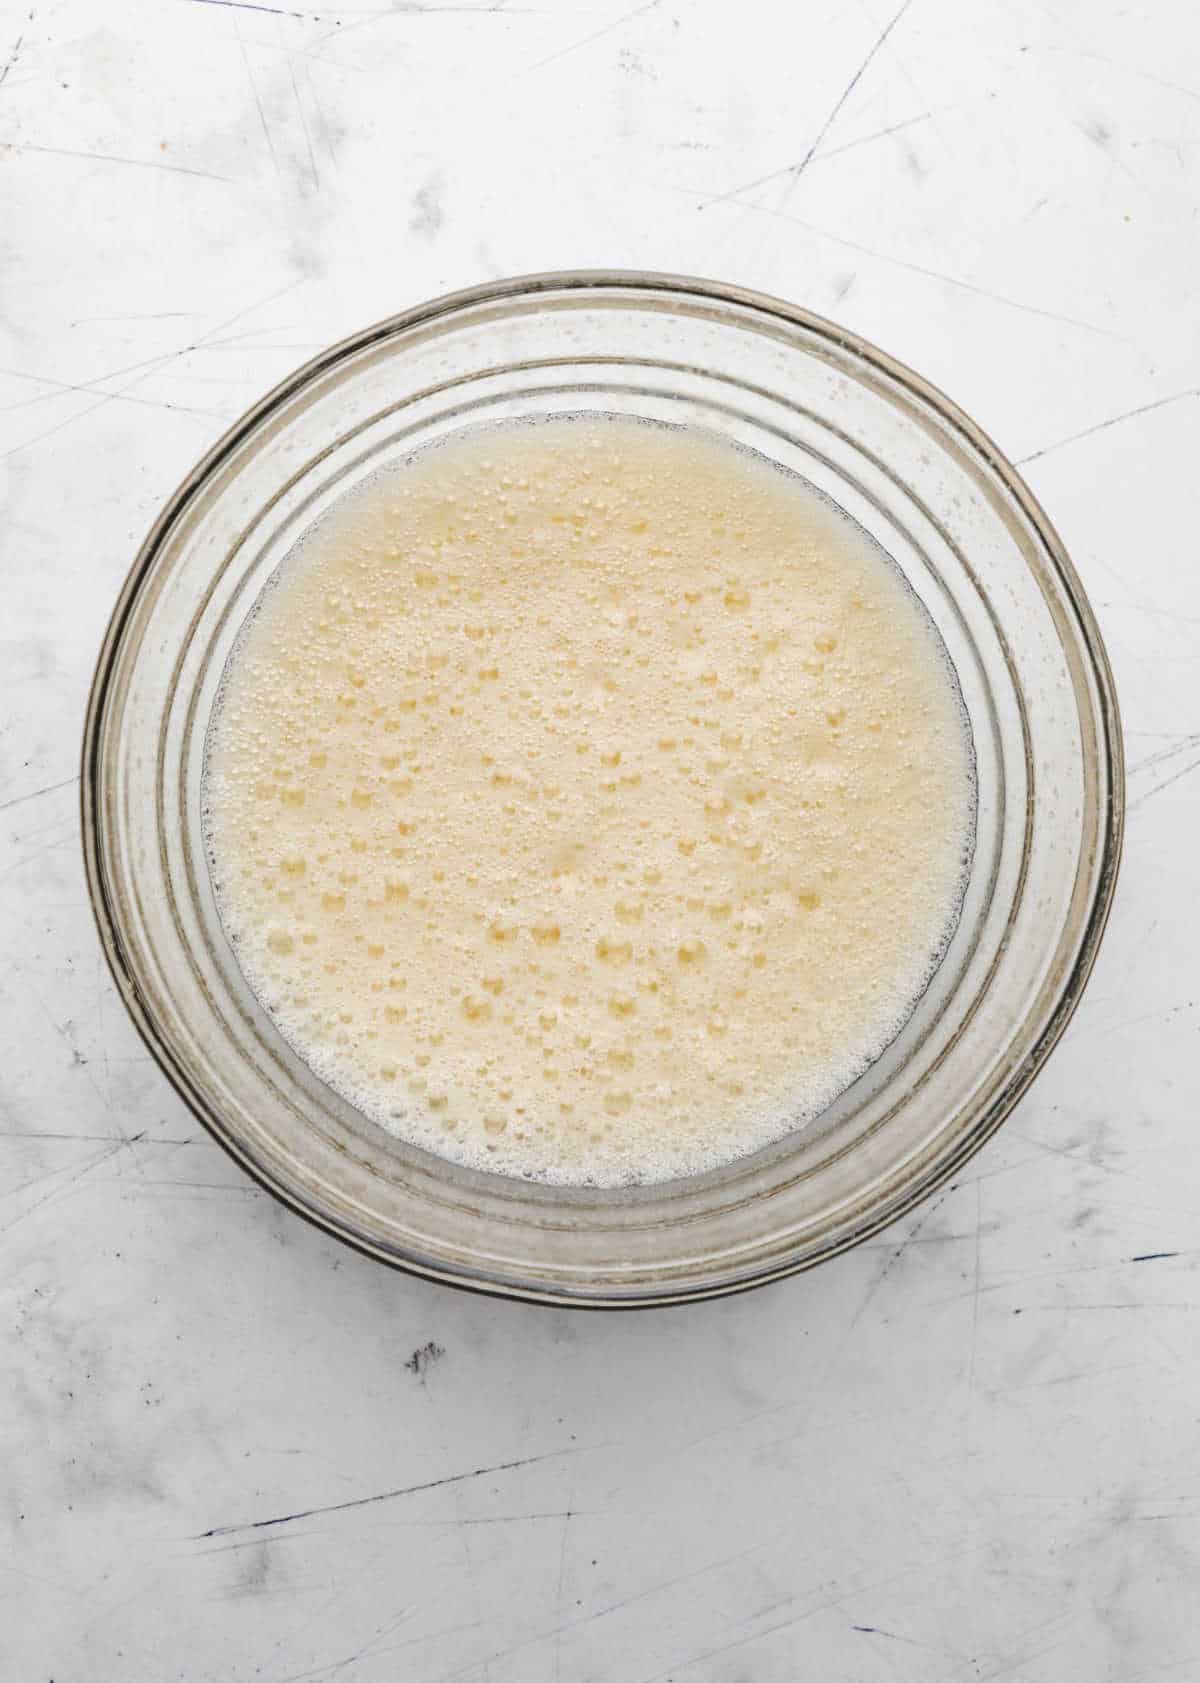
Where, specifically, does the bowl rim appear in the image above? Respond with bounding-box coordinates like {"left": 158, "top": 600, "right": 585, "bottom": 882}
{"left": 80, "top": 268, "right": 1125, "bottom": 1308}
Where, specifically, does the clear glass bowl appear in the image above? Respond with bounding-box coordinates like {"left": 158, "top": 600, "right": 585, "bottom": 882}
{"left": 81, "top": 272, "right": 1124, "bottom": 1306}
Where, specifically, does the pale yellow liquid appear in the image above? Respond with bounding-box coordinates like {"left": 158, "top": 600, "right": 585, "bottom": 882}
{"left": 204, "top": 418, "right": 974, "bottom": 1185}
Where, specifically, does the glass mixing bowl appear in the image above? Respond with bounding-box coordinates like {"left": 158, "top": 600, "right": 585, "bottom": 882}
{"left": 81, "top": 272, "right": 1123, "bottom": 1306}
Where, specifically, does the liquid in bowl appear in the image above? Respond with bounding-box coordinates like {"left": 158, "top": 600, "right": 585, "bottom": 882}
{"left": 203, "top": 415, "right": 976, "bottom": 1186}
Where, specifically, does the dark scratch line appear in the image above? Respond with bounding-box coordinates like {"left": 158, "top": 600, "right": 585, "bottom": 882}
{"left": 397, "top": 3, "right": 545, "bottom": 11}
{"left": 191, "top": 320, "right": 301, "bottom": 345}
{"left": 1005, "top": 1128, "right": 1124, "bottom": 1178}
{"left": 637, "top": 1570, "right": 925, "bottom": 1683}
{"left": 1131, "top": 1251, "right": 1180, "bottom": 1263}
{"left": 0, "top": 280, "right": 303, "bottom": 460}
{"left": 0, "top": 1139, "right": 128, "bottom": 1237}
{"left": 0, "top": 343, "right": 218, "bottom": 414}
{"left": 237, "top": 28, "right": 283, "bottom": 177}
{"left": 435, "top": 1538, "right": 782, "bottom": 1682}
{"left": 392, "top": 1510, "right": 594, "bottom": 1527}
{"left": 840, "top": 1185, "right": 953, "bottom": 1338}
{"left": 966, "top": 1180, "right": 983, "bottom": 1429}
{"left": 284, "top": 42, "right": 320, "bottom": 187}
{"left": 187, "top": 0, "right": 307, "bottom": 16}
{"left": 991, "top": 1361, "right": 1142, "bottom": 1396}
{"left": 1016, "top": 1303, "right": 1190, "bottom": 1314}
{"left": 268, "top": 1616, "right": 484, "bottom": 1683}
{"left": 17, "top": 971, "right": 124, "bottom": 1122}
{"left": 525, "top": 0, "right": 659, "bottom": 74}
{"left": 193, "top": 1444, "right": 597, "bottom": 1539}
{"left": 553, "top": 1465, "right": 577, "bottom": 1683}
{"left": 71, "top": 311, "right": 197, "bottom": 324}
{"left": 807, "top": 110, "right": 933, "bottom": 166}
{"left": 1129, "top": 750, "right": 1200, "bottom": 811}
{"left": 1016, "top": 388, "right": 1197, "bottom": 465}
{"left": 0, "top": 773, "right": 79, "bottom": 813}
{"left": 0, "top": 366, "right": 225, "bottom": 420}
{"left": 1130, "top": 731, "right": 1200, "bottom": 777}
{"left": 303, "top": 64, "right": 340, "bottom": 167}
{"left": 1038, "top": 44, "right": 1200, "bottom": 109}
{"left": 851, "top": 1623, "right": 958, "bottom": 1656}
{"left": 0, "top": 828, "right": 78, "bottom": 882}
{"left": 5, "top": 142, "right": 232, "bottom": 182}
{"left": 313, "top": 1603, "right": 414, "bottom": 1681}
{"left": 0, "top": 387, "right": 214, "bottom": 460}
{"left": 701, "top": 0, "right": 915, "bottom": 206}
{"left": 701, "top": 195, "right": 1119, "bottom": 339}
{"left": 0, "top": 1130, "right": 198, "bottom": 1144}
{"left": 0, "top": 29, "right": 25, "bottom": 91}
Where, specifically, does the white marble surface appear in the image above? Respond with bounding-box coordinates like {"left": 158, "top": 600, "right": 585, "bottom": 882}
{"left": 2, "top": 1, "right": 1198, "bottom": 1676}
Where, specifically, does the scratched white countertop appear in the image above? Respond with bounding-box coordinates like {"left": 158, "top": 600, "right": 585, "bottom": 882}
{"left": 3, "top": 2, "right": 1198, "bottom": 1677}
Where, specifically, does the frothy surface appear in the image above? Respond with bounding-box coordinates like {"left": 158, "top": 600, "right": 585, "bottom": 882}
{"left": 204, "top": 418, "right": 974, "bottom": 1185}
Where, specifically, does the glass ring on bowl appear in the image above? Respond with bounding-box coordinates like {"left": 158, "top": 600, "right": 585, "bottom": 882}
{"left": 81, "top": 271, "right": 1124, "bottom": 1306}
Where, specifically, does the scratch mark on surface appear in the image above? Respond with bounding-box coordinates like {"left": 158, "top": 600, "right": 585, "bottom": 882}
{"left": 268, "top": 1510, "right": 596, "bottom": 1532}
{"left": 976, "top": 1631, "right": 1075, "bottom": 1682}
{"left": 1066, "top": 999, "right": 1195, "bottom": 1044}
{"left": 194, "top": 1530, "right": 334, "bottom": 1556}
{"left": 266, "top": 1616, "right": 484, "bottom": 1683}
{"left": 284, "top": 43, "right": 320, "bottom": 187}
{"left": 237, "top": 27, "right": 283, "bottom": 179}
{"left": 0, "top": 341, "right": 224, "bottom": 413}
{"left": 1131, "top": 1251, "right": 1180, "bottom": 1263}
{"left": 636, "top": 1567, "right": 930, "bottom": 1683}
{"left": 1130, "top": 732, "right": 1200, "bottom": 777}
{"left": 0, "top": 773, "right": 79, "bottom": 813}
{"left": 198, "top": 323, "right": 306, "bottom": 345}
{"left": 965, "top": 1179, "right": 983, "bottom": 1460}
{"left": 807, "top": 110, "right": 933, "bottom": 166}
{"left": 3, "top": 141, "right": 232, "bottom": 181}
{"left": 0, "top": 827, "right": 77, "bottom": 883}
{"left": 681, "top": 190, "right": 1119, "bottom": 338}
{"left": 1016, "top": 388, "right": 1197, "bottom": 465}
{"left": 321, "top": 1604, "right": 415, "bottom": 1680}
{"left": 0, "top": 280, "right": 304, "bottom": 459}
{"left": 1016, "top": 1301, "right": 1190, "bottom": 1314}
{"left": 840, "top": 1185, "right": 954, "bottom": 1339}
{"left": 15, "top": 969, "right": 116, "bottom": 1120}
{"left": 188, "top": 0, "right": 307, "bottom": 16}
{"left": 1129, "top": 750, "right": 1200, "bottom": 811}
{"left": 992, "top": 1361, "right": 1143, "bottom": 1396}
{"left": 436, "top": 1538, "right": 785, "bottom": 1681}
{"left": 303, "top": 64, "right": 341, "bottom": 166}
{"left": 0, "top": 1130, "right": 198, "bottom": 1144}
{"left": 1038, "top": 44, "right": 1200, "bottom": 109}
{"left": 701, "top": 0, "right": 915, "bottom": 206}
{"left": 194, "top": 1443, "right": 601, "bottom": 1538}
{"left": 3, "top": 1138, "right": 127, "bottom": 1204}
{"left": 0, "top": 379, "right": 201, "bottom": 457}
{"left": 851, "top": 1623, "right": 959, "bottom": 1656}
{"left": 71, "top": 311, "right": 198, "bottom": 324}
{"left": 0, "top": 364, "right": 227, "bottom": 420}
{"left": 0, "top": 23, "right": 26, "bottom": 91}
{"left": 525, "top": 0, "right": 659, "bottom": 74}
{"left": 553, "top": 1464, "right": 577, "bottom": 1683}
{"left": 1004, "top": 1128, "right": 1123, "bottom": 1177}
{"left": 0, "top": 1139, "right": 127, "bottom": 1236}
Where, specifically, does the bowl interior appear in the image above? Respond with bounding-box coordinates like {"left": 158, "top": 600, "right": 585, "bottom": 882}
{"left": 83, "top": 274, "right": 1123, "bottom": 1304}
